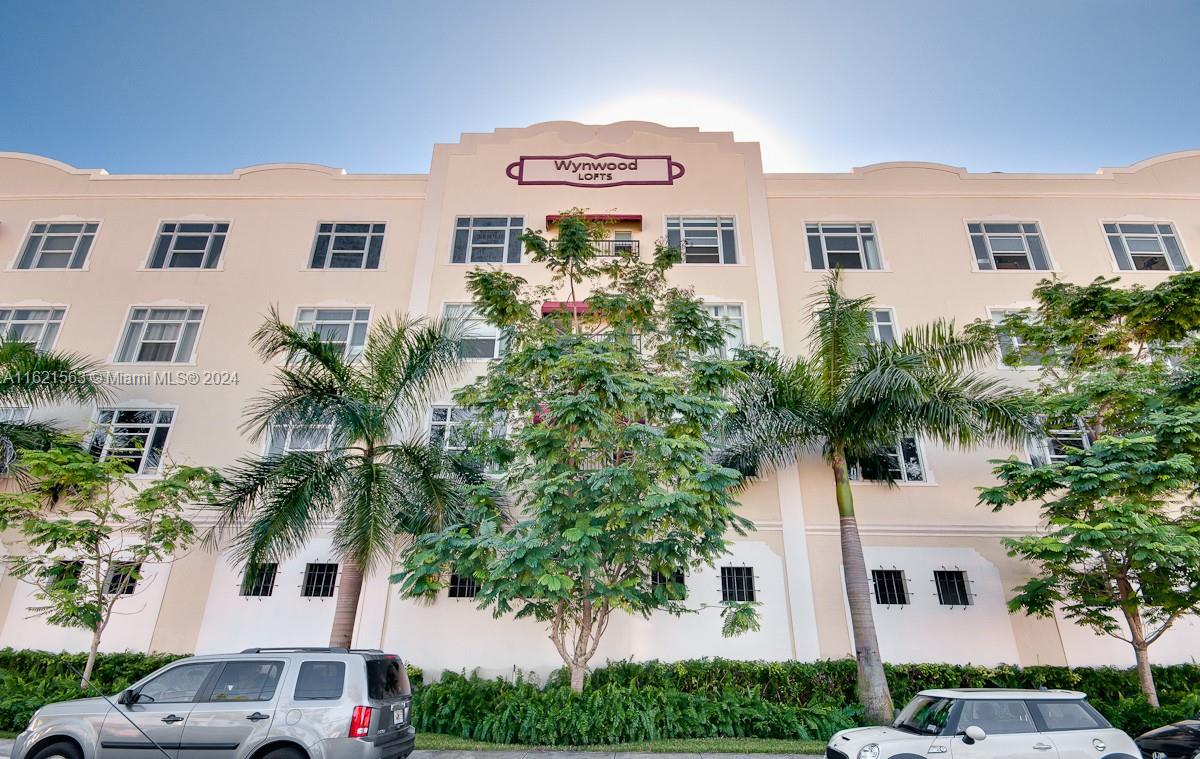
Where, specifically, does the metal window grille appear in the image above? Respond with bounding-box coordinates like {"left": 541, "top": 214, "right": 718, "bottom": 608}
{"left": 872, "top": 569, "right": 909, "bottom": 605}
{"left": 448, "top": 572, "right": 479, "bottom": 598}
{"left": 105, "top": 561, "right": 141, "bottom": 595}
{"left": 933, "top": 570, "right": 973, "bottom": 607}
{"left": 651, "top": 569, "right": 687, "bottom": 600}
{"left": 301, "top": 563, "right": 338, "bottom": 598}
{"left": 240, "top": 562, "right": 279, "bottom": 597}
{"left": 720, "top": 566, "right": 756, "bottom": 602}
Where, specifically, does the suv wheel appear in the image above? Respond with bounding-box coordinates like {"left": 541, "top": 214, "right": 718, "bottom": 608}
{"left": 261, "top": 747, "right": 306, "bottom": 759}
{"left": 29, "top": 742, "right": 83, "bottom": 759}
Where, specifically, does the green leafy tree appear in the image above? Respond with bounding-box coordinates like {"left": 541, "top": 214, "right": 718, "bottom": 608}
{"left": 0, "top": 339, "right": 109, "bottom": 460}
{"left": 0, "top": 442, "right": 217, "bottom": 687}
{"left": 716, "top": 272, "right": 1033, "bottom": 723}
{"left": 211, "top": 310, "right": 491, "bottom": 646}
{"left": 394, "top": 211, "right": 754, "bottom": 691}
{"left": 978, "top": 273, "right": 1200, "bottom": 707}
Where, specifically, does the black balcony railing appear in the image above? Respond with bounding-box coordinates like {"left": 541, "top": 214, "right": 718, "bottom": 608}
{"left": 550, "top": 239, "right": 640, "bottom": 256}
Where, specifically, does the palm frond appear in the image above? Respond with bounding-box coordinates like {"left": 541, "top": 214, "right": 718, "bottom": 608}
{"left": 807, "top": 271, "right": 873, "bottom": 400}
{"left": 0, "top": 340, "right": 112, "bottom": 406}
{"left": 363, "top": 314, "right": 464, "bottom": 429}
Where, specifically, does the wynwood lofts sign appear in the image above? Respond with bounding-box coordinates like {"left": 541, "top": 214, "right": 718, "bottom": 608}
{"left": 506, "top": 153, "right": 685, "bottom": 188}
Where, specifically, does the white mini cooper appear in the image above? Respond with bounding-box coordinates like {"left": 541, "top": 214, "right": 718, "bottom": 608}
{"left": 826, "top": 688, "right": 1140, "bottom": 759}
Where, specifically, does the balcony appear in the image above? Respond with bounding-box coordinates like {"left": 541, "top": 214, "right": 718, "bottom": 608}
{"left": 549, "top": 239, "right": 640, "bottom": 257}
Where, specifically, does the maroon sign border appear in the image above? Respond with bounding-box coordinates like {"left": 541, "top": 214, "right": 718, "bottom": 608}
{"left": 505, "top": 153, "right": 685, "bottom": 188}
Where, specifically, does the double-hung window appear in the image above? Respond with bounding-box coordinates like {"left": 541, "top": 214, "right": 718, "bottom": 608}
{"left": 701, "top": 303, "right": 746, "bottom": 358}
{"left": 968, "top": 222, "right": 1052, "bottom": 270}
{"left": 451, "top": 217, "right": 525, "bottom": 264}
{"left": 443, "top": 304, "right": 504, "bottom": 359}
{"left": 147, "top": 222, "right": 229, "bottom": 269}
{"left": 666, "top": 217, "right": 738, "bottom": 264}
{"left": 1104, "top": 222, "right": 1189, "bottom": 271}
{"left": 296, "top": 308, "right": 370, "bottom": 360}
{"left": 15, "top": 222, "right": 98, "bottom": 269}
{"left": 88, "top": 408, "right": 174, "bottom": 475}
{"left": 115, "top": 308, "right": 204, "bottom": 363}
{"left": 0, "top": 307, "right": 65, "bottom": 350}
{"left": 867, "top": 309, "right": 897, "bottom": 346}
{"left": 806, "top": 222, "right": 882, "bottom": 270}
{"left": 309, "top": 223, "right": 385, "bottom": 269}
{"left": 850, "top": 437, "right": 926, "bottom": 482}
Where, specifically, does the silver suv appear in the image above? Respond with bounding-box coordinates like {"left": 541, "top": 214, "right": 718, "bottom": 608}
{"left": 12, "top": 647, "right": 415, "bottom": 759}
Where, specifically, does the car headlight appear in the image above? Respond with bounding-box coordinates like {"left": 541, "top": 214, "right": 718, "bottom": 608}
{"left": 857, "top": 744, "right": 880, "bottom": 759}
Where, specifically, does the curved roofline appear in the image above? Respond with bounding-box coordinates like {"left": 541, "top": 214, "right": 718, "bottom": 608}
{"left": 1099, "top": 149, "right": 1200, "bottom": 175}
{"left": 0, "top": 151, "right": 109, "bottom": 176}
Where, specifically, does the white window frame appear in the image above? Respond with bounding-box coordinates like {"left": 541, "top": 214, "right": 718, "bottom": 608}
{"left": 988, "top": 308, "right": 1040, "bottom": 368}
{"left": 113, "top": 306, "right": 206, "bottom": 364}
{"left": 450, "top": 216, "right": 526, "bottom": 264}
{"left": 88, "top": 407, "right": 176, "bottom": 476}
{"left": 266, "top": 418, "right": 335, "bottom": 456}
{"left": 145, "top": 221, "right": 230, "bottom": 270}
{"left": 867, "top": 308, "right": 897, "bottom": 346}
{"left": 1027, "top": 423, "right": 1091, "bottom": 466}
{"left": 295, "top": 307, "right": 371, "bottom": 361}
{"left": 967, "top": 221, "right": 1055, "bottom": 271}
{"left": 701, "top": 302, "right": 746, "bottom": 358}
{"left": 1103, "top": 221, "right": 1190, "bottom": 272}
{"left": 805, "top": 222, "right": 884, "bottom": 271}
{"left": 0, "top": 306, "right": 67, "bottom": 351}
{"left": 442, "top": 303, "right": 504, "bottom": 359}
{"left": 308, "top": 222, "right": 386, "bottom": 270}
{"left": 850, "top": 436, "right": 930, "bottom": 484}
{"left": 666, "top": 216, "right": 739, "bottom": 265}
{"left": 12, "top": 220, "right": 100, "bottom": 270}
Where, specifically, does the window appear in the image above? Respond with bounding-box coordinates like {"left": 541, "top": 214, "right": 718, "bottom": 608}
{"left": 302, "top": 563, "right": 338, "bottom": 598}
{"left": 296, "top": 308, "right": 370, "bottom": 360}
{"left": 867, "top": 309, "right": 896, "bottom": 346}
{"left": 0, "top": 308, "right": 65, "bottom": 351}
{"left": 702, "top": 303, "right": 745, "bottom": 358}
{"left": 0, "top": 407, "right": 31, "bottom": 423}
{"left": 667, "top": 217, "right": 738, "bottom": 264}
{"left": 872, "top": 569, "right": 909, "bottom": 605}
{"left": 651, "top": 569, "right": 687, "bottom": 600}
{"left": 1028, "top": 424, "right": 1090, "bottom": 466}
{"left": 444, "top": 304, "right": 504, "bottom": 359}
{"left": 309, "top": 223, "right": 385, "bottom": 269}
{"left": 850, "top": 437, "right": 926, "bottom": 482}
{"left": 367, "top": 656, "right": 410, "bottom": 699}
{"left": 115, "top": 307, "right": 204, "bottom": 363}
{"left": 893, "top": 695, "right": 955, "bottom": 736}
{"left": 1105, "top": 223, "right": 1189, "bottom": 271}
{"left": 451, "top": 216, "right": 524, "bottom": 264}
{"left": 933, "top": 570, "right": 972, "bottom": 606}
{"left": 1028, "top": 700, "right": 1109, "bottom": 731}
{"left": 989, "top": 309, "right": 1040, "bottom": 367}
{"left": 239, "top": 562, "right": 278, "bottom": 597}
{"left": 266, "top": 418, "right": 334, "bottom": 456}
{"left": 136, "top": 663, "right": 219, "bottom": 704}
{"left": 15, "top": 222, "right": 98, "bottom": 269}
{"left": 806, "top": 222, "right": 882, "bottom": 270}
{"left": 294, "top": 661, "right": 346, "bottom": 700}
{"left": 720, "top": 566, "right": 755, "bottom": 602}
{"left": 147, "top": 222, "right": 228, "bottom": 269}
{"left": 448, "top": 572, "right": 479, "bottom": 598}
{"left": 105, "top": 561, "right": 141, "bottom": 595}
{"left": 206, "top": 660, "right": 283, "bottom": 702}
{"left": 968, "top": 222, "right": 1052, "bottom": 271}
{"left": 88, "top": 408, "right": 174, "bottom": 475}
{"left": 958, "top": 700, "right": 1038, "bottom": 734}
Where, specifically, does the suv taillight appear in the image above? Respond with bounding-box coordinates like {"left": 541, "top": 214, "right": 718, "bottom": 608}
{"left": 349, "top": 705, "right": 372, "bottom": 738}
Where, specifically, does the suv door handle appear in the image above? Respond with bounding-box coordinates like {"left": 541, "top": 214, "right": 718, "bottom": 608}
{"left": 246, "top": 712, "right": 270, "bottom": 722}
{"left": 161, "top": 714, "right": 185, "bottom": 724}
{"left": 1032, "top": 743, "right": 1053, "bottom": 751}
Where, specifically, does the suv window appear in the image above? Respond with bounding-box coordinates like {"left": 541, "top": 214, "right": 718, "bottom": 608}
{"left": 366, "top": 656, "right": 410, "bottom": 700}
{"left": 206, "top": 660, "right": 284, "bottom": 702}
{"left": 138, "top": 663, "right": 218, "bottom": 704}
{"left": 294, "top": 660, "right": 346, "bottom": 701}
{"left": 1029, "top": 701, "right": 1108, "bottom": 731}
{"left": 958, "top": 700, "right": 1038, "bottom": 734}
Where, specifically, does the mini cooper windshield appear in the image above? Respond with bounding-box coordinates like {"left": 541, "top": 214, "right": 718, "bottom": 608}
{"left": 893, "top": 695, "right": 955, "bottom": 735}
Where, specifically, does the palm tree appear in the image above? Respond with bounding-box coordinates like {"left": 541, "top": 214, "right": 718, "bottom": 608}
{"left": 212, "top": 308, "right": 492, "bottom": 646}
{"left": 0, "top": 339, "right": 110, "bottom": 463}
{"left": 717, "top": 273, "right": 1033, "bottom": 724}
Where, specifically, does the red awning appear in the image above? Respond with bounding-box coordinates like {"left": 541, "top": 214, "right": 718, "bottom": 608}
{"left": 541, "top": 300, "right": 589, "bottom": 316}
{"left": 546, "top": 214, "right": 642, "bottom": 226}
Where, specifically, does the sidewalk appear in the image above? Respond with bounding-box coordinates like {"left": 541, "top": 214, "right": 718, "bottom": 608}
{"left": 0, "top": 741, "right": 821, "bottom": 759}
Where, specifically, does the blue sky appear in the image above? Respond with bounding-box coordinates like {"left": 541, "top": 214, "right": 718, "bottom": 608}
{"left": 2, "top": 0, "right": 1199, "bottom": 174}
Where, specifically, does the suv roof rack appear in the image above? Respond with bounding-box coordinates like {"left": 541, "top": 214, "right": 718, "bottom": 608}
{"left": 239, "top": 647, "right": 386, "bottom": 654}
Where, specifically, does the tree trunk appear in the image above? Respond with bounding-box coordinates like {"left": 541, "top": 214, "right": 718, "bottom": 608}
{"left": 1116, "top": 583, "right": 1160, "bottom": 708}
{"left": 569, "top": 663, "right": 586, "bottom": 692}
{"left": 329, "top": 562, "right": 364, "bottom": 648}
{"left": 832, "top": 449, "right": 894, "bottom": 724}
{"left": 81, "top": 627, "right": 101, "bottom": 689}
{"left": 1133, "top": 643, "right": 1159, "bottom": 708}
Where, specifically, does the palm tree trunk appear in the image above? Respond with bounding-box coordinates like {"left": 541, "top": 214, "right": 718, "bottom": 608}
{"left": 832, "top": 446, "right": 894, "bottom": 724}
{"left": 329, "top": 563, "right": 364, "bottom": 648}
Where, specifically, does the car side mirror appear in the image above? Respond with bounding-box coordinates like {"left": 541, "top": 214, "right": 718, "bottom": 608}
{"left": 117, "top": 689, "right": 136, "bottom": 706}
{"left": 962, "top": 726, "right": 987, "bottom": 744}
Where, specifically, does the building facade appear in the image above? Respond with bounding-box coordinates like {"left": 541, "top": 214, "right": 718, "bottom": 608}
{"left": 0, "top": 122, "right": 1197, "bottom": 679}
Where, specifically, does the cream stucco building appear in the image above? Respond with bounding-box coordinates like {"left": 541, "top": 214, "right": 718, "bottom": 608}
{"left": 0, "top": 122, "right": 1197, "bottom": 678}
